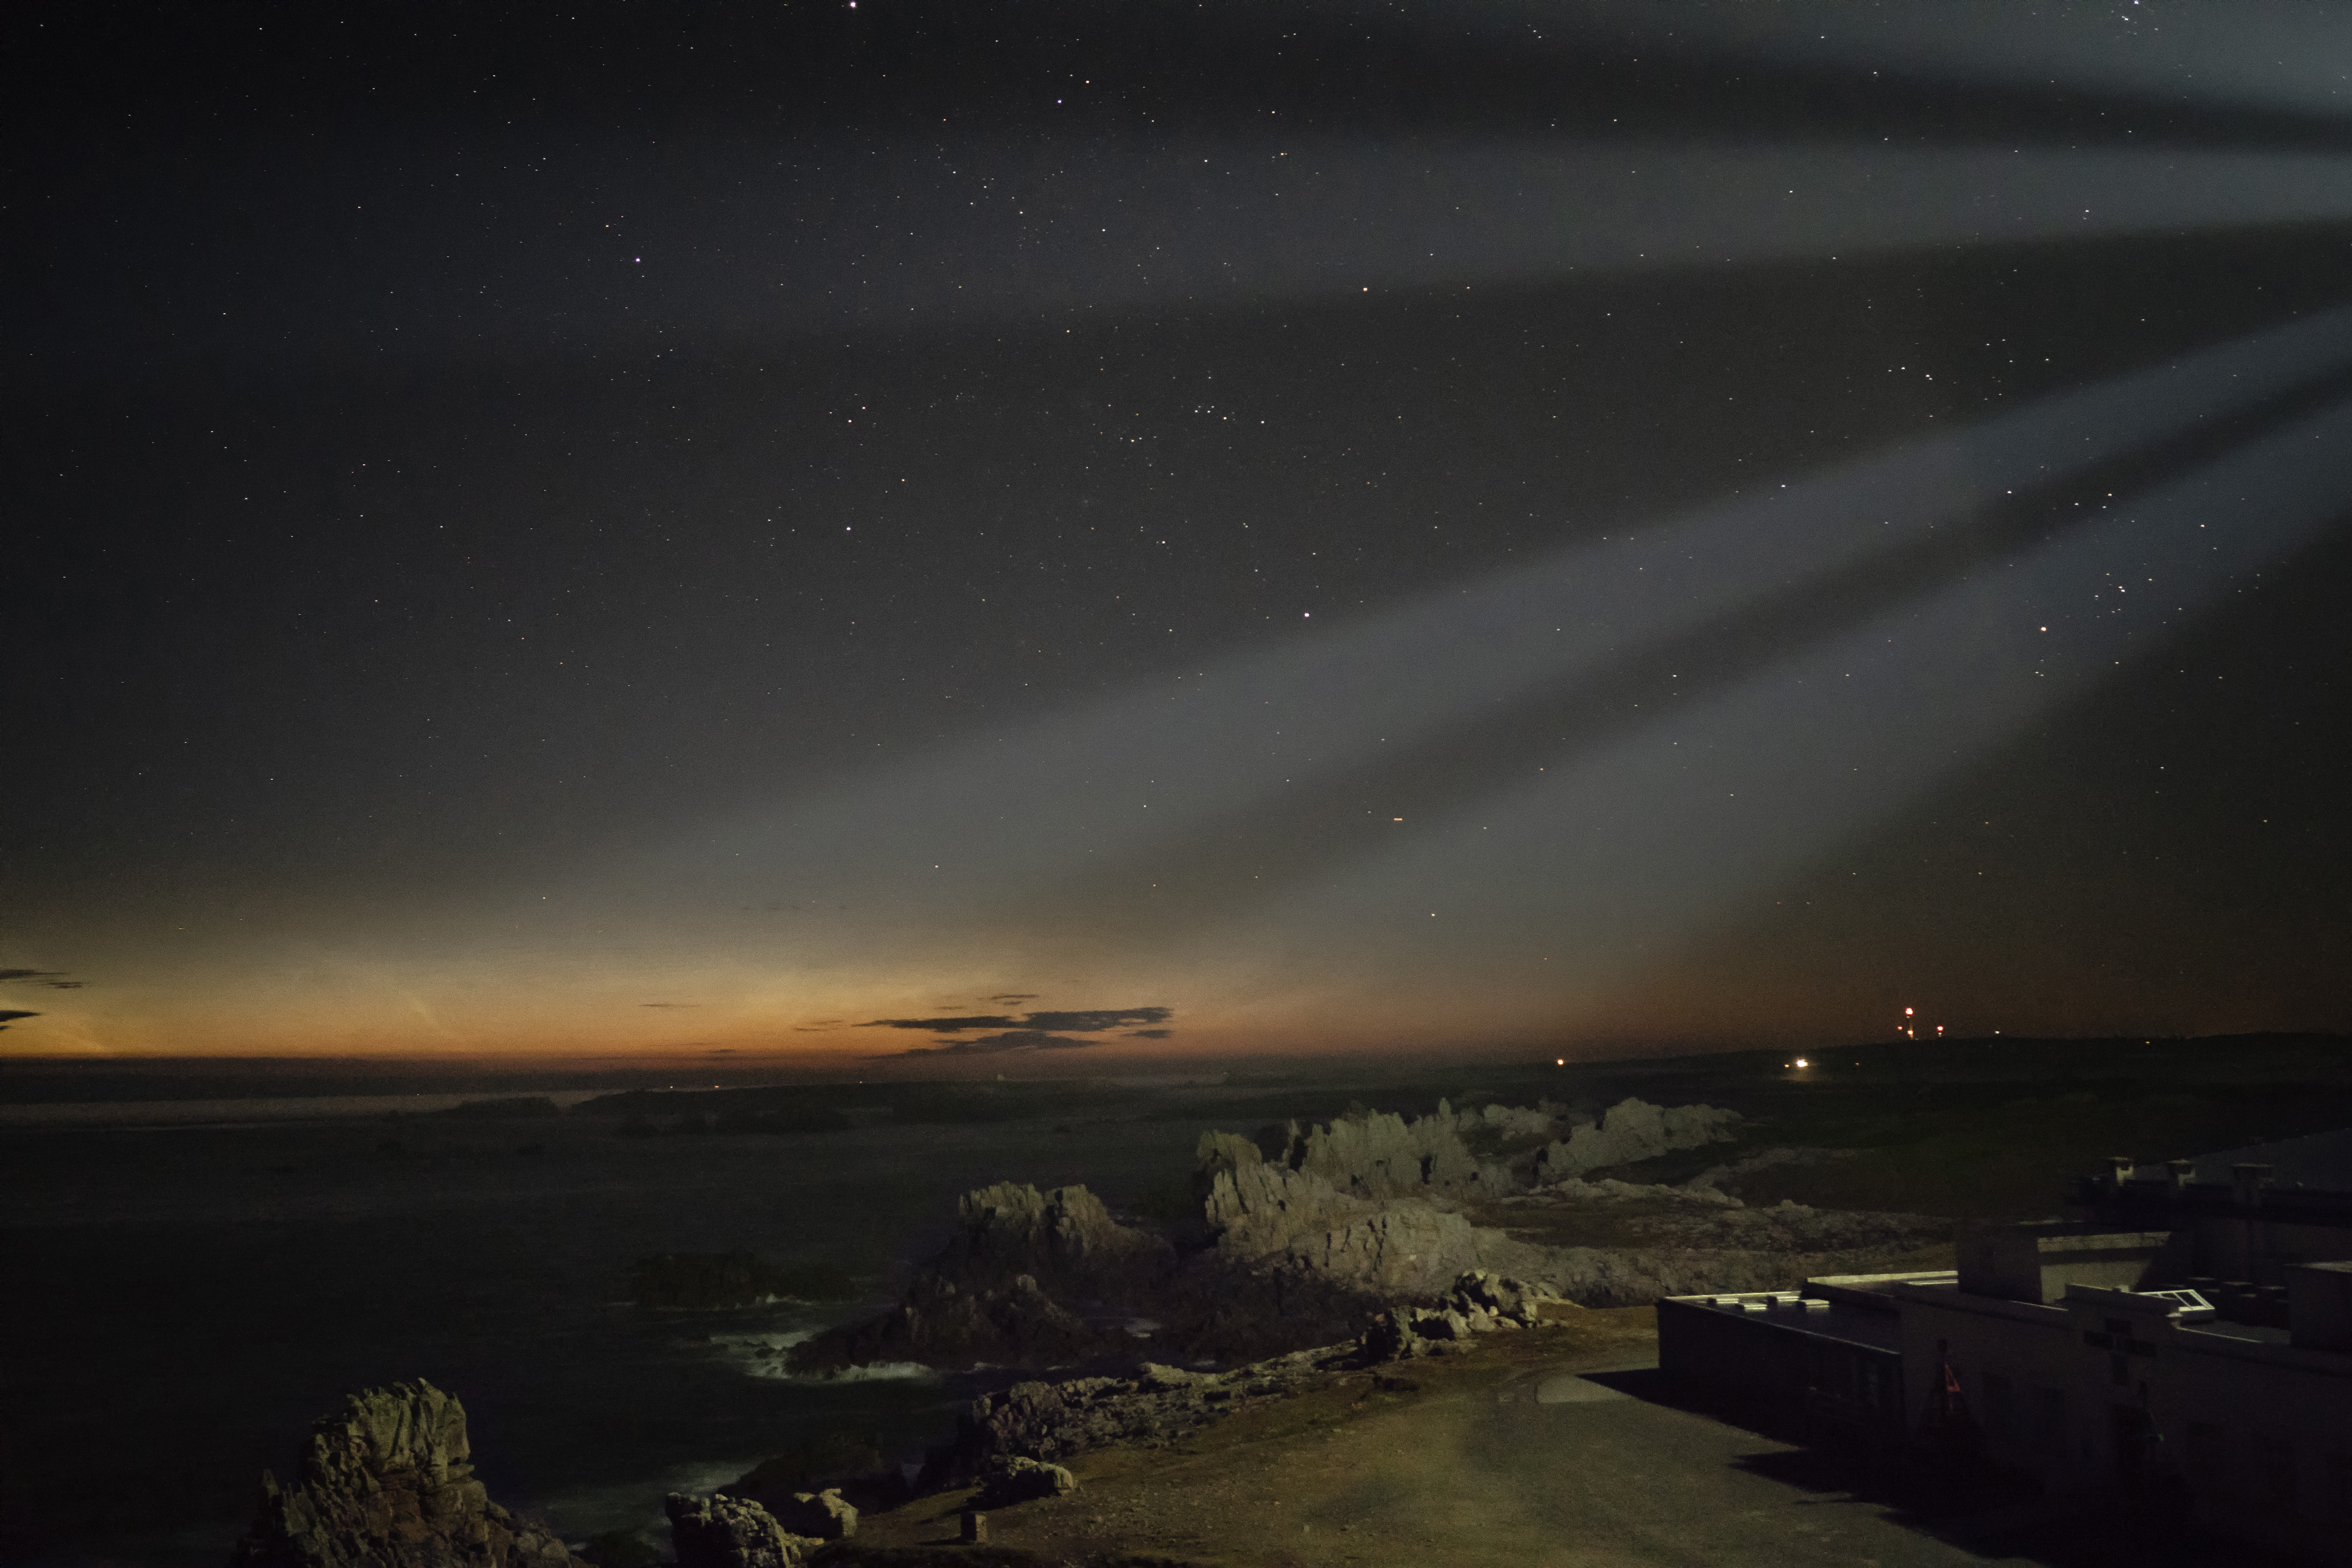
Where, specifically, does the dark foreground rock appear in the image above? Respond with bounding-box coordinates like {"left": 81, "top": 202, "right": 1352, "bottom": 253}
{"left": 664, "top": 1494, "right": 822, "bottom": 1568}
{"left": 1358, "top": 1270, "right": 1567, "bottom": 1360}
{"left": 918, "top": 1271, "right": 1568, "bottom": 1491}
{"left": 769, "top": 1488, "right": 858, "bottom": 1541}
{"left": 790, "top": 1181, "right": 1374, "bottom": 1372}
{"left": 788, "top": 1181, "right": 1169, "bottom": 1372}
{"left": 921, "top": 1346, "right": 1352, "bottom": 1488}
{"left": 972, "top": 1457, "right": 1078, "bottom": 1509}
{"left": 227, "top": 1380, "right": 583, "bottom": 1568}
{"left": 726, "top": 1437, "right": 909, "bottom": 1519}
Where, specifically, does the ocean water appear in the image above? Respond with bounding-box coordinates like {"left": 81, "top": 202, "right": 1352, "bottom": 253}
{"left": 0, "top": 1104, "right": 1238, "bottom": 1566}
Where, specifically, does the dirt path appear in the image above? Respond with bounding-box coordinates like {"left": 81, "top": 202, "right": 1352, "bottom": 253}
{"left": 847, "top": 1308, "right": 2047, "bottom": 1567}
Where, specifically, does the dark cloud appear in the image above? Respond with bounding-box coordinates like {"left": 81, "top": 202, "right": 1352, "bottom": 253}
{"left": 989, "top": 993, "right": 1040, "bottom": 1002}
{"left": 1123, "top": 1028, "right": 1174, "bottom": 1039}
{"left": 640, "top": 1001, "right": 699, "bottom": 1008}
{"left": 863, "top": 1005, "right": 1172, "bottom": 1039}
{"left": 881, "top": 1028, "right": 1102, "bottom": 1058}
{"left": 1021, "top": 1007, "right": 1173, "bottom": 1033}
{"left": 4, "top": 969, "right": 84, "bottom": 992}
{"left": 0, "top": 1010, "right": 40, "bottom": 1025}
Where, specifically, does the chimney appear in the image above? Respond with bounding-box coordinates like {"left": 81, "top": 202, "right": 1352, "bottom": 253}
{"left": 2166, "top": 1159, "right": 2195, "bottom": 1194}
{"left": 2231, "top": 1163, "right": 2273, "bottom": 1209}
{"left": 2110, "top": 1156, "right": 2136, "bottom": 1189}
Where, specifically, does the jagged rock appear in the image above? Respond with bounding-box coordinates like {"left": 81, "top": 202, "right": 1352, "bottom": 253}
{"left": 797, "top": 1267, "right": 1111, "bottom": 1371}
{"left": 1194, "top": 1130, "right": 1262, "bottom": 1181}
{"left": 1356, "top": 1270, "right": 1567, "bottom": 1359}
{"left": 766, "top": 1489, "right": 856, "bottom": 1541}
{"left": 1290, "top": 1108, "right": 1483, "bottom": 1197}
{"left": 793, "top": 1098, "right": 1768, "bottom": 1377}
{"left": 1281, "top": 1198, "right": 1486, "bottom": 1298}
{"left": 1445, "top": 1269, "right": 1559, "bottom": 1327}
{"left": 973, "top": 1456, "right": 1078, "bottom": 1508}
{"left": 1456, "top": 1102, "right": 1563, "bottom": 1142}
{"left": 1200, "top": 1151, "right": 1371, "bottom": 1258}
{"left": 1530, "top": 1098, "right": 1740, "bottom": 1182}
{"left": 789, "top": 1184, "right": 1172, "bottom": 1372}
{"left": 663, "top": 1495, "right": 820, "bottom": 1568}
{"left": 941, "top": 1182, "right": 1173, "bottom": 1295}
{"left": 1199, "top": 1138, "right": 1484, "bottom": 1298}
{"left": 1252, "top": 1102, "right": 1523, "bottom": 1201}
{"left": 227, "top": 1380, "right": 583, "bottom": 1568}
{"left": 929, "top": 1349, "right": 1342, "bottom": 1485}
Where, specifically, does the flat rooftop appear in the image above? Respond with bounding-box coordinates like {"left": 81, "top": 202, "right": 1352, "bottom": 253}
{"left": 1665, "top": 1289, "right": 1903, "bottom": 1353}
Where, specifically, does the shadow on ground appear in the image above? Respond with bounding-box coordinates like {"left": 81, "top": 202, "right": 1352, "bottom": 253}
{"left": 1590, "top": 1367, "right": 2309, "bottom": 1568}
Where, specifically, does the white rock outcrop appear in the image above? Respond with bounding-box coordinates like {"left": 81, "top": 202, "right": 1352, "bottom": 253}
{"left": 1530, "top": 1098, "right": 1740, "bottom": 1182}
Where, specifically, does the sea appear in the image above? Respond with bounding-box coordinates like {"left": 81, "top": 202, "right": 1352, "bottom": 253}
{"left": 0, "top": 1093, "right": 1258, "bottom": 1567}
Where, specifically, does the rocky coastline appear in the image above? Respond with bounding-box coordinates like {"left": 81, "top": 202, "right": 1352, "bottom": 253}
{"left": 231, "top": 1095, "right": 1950, "bottom": 1567}
{"left": 787, "top": 1094, "right": 1939, "bottom": 1372}
{"left": 226, "top": 1380, "right": 585, "bottom": 1568}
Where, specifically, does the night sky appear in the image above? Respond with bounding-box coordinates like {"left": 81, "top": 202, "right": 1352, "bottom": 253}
{"left": 9, "top": 1, "right": 2352, "bottom": 1065}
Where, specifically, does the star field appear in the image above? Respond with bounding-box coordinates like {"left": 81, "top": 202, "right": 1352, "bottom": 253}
{"left": 7, "top": 0, "right": 2352, "bottom": 1062}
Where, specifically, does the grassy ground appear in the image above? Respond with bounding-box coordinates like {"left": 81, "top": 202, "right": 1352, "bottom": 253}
{"left": 847, "top": 1307, "right": 1663, "bottom": 1566}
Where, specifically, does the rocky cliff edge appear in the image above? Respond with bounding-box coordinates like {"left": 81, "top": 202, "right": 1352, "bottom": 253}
{"left": 227, "top": 1380, "right": 583, "bottom": 1568}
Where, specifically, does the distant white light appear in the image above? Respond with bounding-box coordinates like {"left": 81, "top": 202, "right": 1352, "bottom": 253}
{"left": 1794, "top": 1057, "right": 1809, "bottom": 1068}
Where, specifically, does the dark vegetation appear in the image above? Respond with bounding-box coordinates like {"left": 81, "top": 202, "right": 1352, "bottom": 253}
{"left": 1486, "top": 1032, "right": 2352, "bottom": 1220}
{"left": 438, "top": 1095, "right": 563, "bottom": 1119}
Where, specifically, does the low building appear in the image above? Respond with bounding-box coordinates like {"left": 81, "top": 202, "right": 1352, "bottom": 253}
{"left": 1659, "top": 1128, "right": 2352, "bottom": 1558}
{"left": 1654, "top": 1275, "right": 1912, "bottom": 1442}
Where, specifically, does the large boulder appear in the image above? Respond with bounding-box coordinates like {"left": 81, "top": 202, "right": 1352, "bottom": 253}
{"left": 1446, "top": 1268, "right": 1560, "bottom": 1327}
{"left": 663, "top": 1495, "right": 820, "bottom": 1568}
{"left": 767, "top": 1489, "right": 856, "bottom": 1541}
{"left": 972, "top": 1456, "right": 1078, "bottom": 1508}
{"left": 227, "top": 1381, "right": 582, "bottom": 1568}
{"left": 926, "top": 1352, "right": 1339, "bottom": 1488}
{"left": 1357, "top": 1270, "right": 1566, "bottom": 1360}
